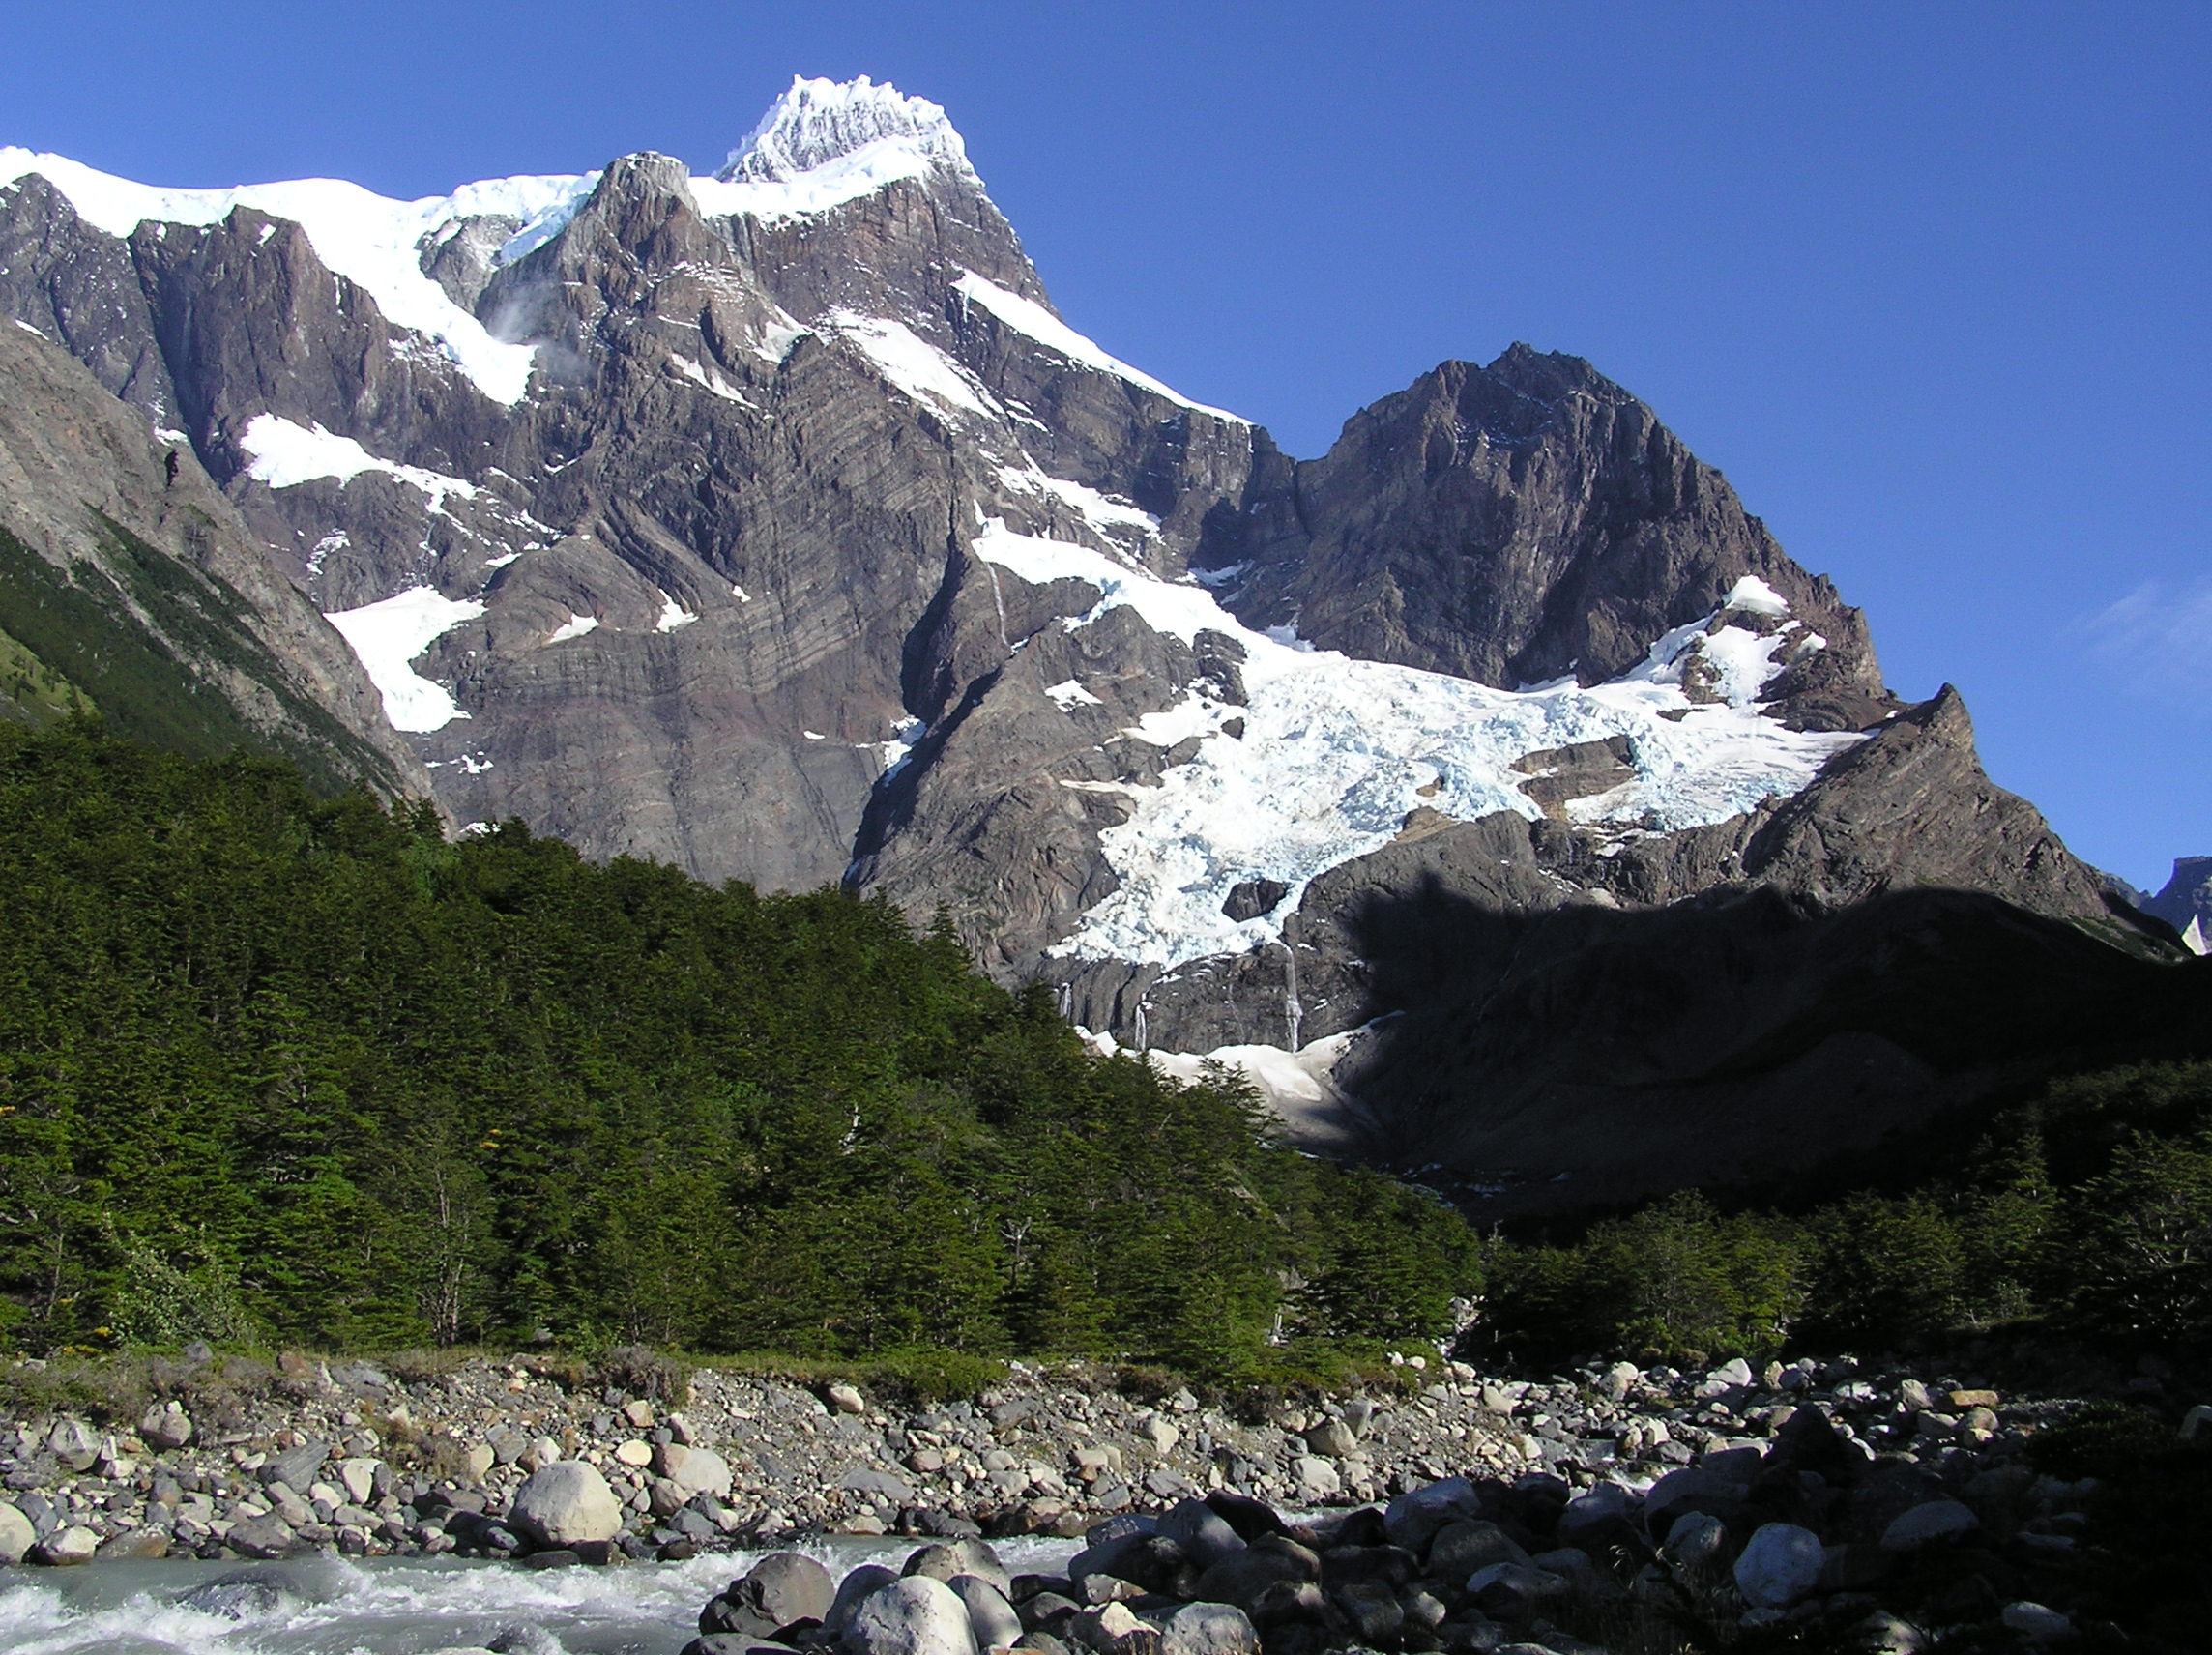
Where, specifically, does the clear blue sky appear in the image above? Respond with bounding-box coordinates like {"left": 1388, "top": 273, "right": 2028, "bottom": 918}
{"left": 5, "top": 1, "right": 2206, "bottom": 887}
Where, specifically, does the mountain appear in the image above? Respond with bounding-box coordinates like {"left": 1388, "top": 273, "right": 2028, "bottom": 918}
{"left": 1, "top": 76, "right": 2196, "bottom": 1215}
{"left": 0, "top": 316, "right": 424, "bottom": 793}
{"left": 2141, "top": 857, "right": 2212, "bottom": 954}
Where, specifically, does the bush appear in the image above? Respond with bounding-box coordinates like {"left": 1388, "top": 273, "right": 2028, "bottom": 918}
{"left": 1469, "top": 1192, "right": 1802, "bottom": 1367}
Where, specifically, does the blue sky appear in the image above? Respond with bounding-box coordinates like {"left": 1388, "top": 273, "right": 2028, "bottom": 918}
{"left": 4, "top": 1, "right": 2206, "bottom": 886}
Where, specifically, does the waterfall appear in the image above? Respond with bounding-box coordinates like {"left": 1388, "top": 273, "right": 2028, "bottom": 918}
{"left": 1281, "top": 941, "right": 1303, "bottom": 1051}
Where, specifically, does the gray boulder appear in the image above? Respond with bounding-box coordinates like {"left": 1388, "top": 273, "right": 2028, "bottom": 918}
{"left": 509, "top": 1462, "right": 623, "bottom": 1548}
{"left": 1190, "top": 1536, "right": 1319, "bottom": 1610}
{"left": 1879, "top": 1499, "right": 1978, "bottom": 1553}
{"left": 1732, "top": 1524, "right": 1824, "bottom": 1609}
{"left": 827, "top": 1566, "right": 902, "bottom": 1635}
{"left": 908, "top": 1539, "right": 1013, "bottom": 1598}
{"left": 260, "top": 1440, "right": 328, "bottom": 1490}
{"left": 656, "top": 1442, "right": 734, "bottom": 1500}
{"left": 1301, "top": 1418, "right": 1356, "bottom": 1458}
{"left": 843, "top": 1576, "right": 981, "bottom": 1655}
{"left": 1158, "top": 1498, "right": 1245, "bottom": 1569}
{"left": 35, "top": 1524, "right": 100, "bottom": 1565}
{"left": 950, "top": 1576, "right": 1023, "bottom": 1651}
{"left": 1382, "top": 1477, "right": 1484, "bottom": 1555}
{"left": 139, "top": 1401, "right": 194, "bottom": 1449}
{"left": 1464, "top": 1561, "right": 1570, "bottom": 1617}
{"left": 1427, "top": 1519, "right": 1528, "bottom": 1580}
{"left": 711, "top": 1553, "right": 839, "bottom": 1639}
{"left": 46, "top": 1419, "right": 100, "bottom": 1473}
{"left": 1159, "top": 1603, "right": 1258, "bottom": 1655}
{"left": 1331, "top": 1582, "right": 1403, "bottom": 1644}
{"left": 0, "top": 1501, "right": 33, "bottom": 1565}
{"left": 1657, "top": 1512, "right": 1726, "bottom": 1572}
{"left": 224, "top": 1515, "right": 296, "bottom": 1560}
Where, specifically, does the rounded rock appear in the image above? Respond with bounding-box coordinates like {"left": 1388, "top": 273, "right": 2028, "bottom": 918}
{"left": 1879, "top": 1498, "right": 1978, "bottom": 1553}
{"left": 1732, "top": 1523, "right": 1823, "bottom": 1609}
{"left": 843, "top": 1575, "right": 980, "bottom": 1655}
{"left": 950, "top": 1575, "right": 1022, "bottom": 1651}
{"left": 827, "top": 1565, "right": 902, "bottom": 1635}
{"left": 1160, "top": 1602, "right": 1259, "bottom": 1655}
{"left": 509, "top": 1461, "right": 623, "bottom": 1548}
{"left": 656, "top": 1442, "right": 734, "bottom": 1500}
{"left": 0, "top": 1502, "right": 33, "bottom": 1566}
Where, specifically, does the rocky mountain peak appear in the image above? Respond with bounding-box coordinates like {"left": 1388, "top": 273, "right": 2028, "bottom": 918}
{"left": 717, "top": 75, "right": 974, "bottom": 189}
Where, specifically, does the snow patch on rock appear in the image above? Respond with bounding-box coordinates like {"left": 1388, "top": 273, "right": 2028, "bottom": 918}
{"left": 822, "top": 311, "right": 1000, "bottom": 419}
{"left": 240, "top": 414, "right": 479, "bottom": 513}
{"left": 323, "top": 586, "right": 484, "bottom": 733}
{"left": 954, "top": 271, "right": 1245, "bottom": 423}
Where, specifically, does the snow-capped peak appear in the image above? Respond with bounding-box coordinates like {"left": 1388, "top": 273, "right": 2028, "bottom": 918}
{"left": 718, "top": 75, "right": 971, "bottom": 186}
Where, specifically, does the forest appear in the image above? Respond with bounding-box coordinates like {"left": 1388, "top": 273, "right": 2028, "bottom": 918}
{"left": 0, "top": 723, "right": 1475, "bottom": 1374}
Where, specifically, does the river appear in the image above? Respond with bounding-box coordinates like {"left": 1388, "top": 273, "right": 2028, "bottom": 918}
{"left": 0, "top": 1536, "right": 1080, "bottom": 1655}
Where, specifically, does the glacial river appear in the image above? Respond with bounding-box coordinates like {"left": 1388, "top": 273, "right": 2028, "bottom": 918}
{"left": 0, "top": 1537, "right": 1081, "bottom": 1655}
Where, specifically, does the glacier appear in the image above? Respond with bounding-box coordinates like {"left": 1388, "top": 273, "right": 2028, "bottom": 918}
{"left": 972, "top": 521, "right": 1863, "bottom": 969}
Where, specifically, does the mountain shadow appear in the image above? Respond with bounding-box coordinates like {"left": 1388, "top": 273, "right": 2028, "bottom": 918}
{"left": 1325, "top": 874, "right": 2212, "bottom": 1224}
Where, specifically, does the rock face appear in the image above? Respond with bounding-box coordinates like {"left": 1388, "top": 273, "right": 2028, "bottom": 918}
{"left": 0, "top": 320, "right": 425, "bottom": 795}
{"left": 2142, "top": 857, "right": 2212, "bottom": 952}
{"left": 0, "top": 76, "right": 2194, "bottom": 1211}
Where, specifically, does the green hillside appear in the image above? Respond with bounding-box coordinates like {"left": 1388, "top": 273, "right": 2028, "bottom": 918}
{"left": 0, "top": 724, "right": 1474, "bottom": 1372}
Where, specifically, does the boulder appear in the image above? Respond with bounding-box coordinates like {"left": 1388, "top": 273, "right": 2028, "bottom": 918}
{"left": 842, "top": 1467, "right": 917, "bottom": 1504}
{"left": 1157, "top": 1498, "right": 1245, "bottom": 1569}
{"left": 1879, "top": 1499, "right": 1978, "bottom": 1553}
{"left": 657, "top": 1442, "right": 735, "bottom": 1500}
{"left": 1382, "top": 1477, "right": 1483, "bottom": 1554}
{"left": 1301, "top": 1418, "right": 1356, "bottom": 1458}
{"left": 509, "top": 1462, "right": 623, "bottom": 1548}
{"left": 1330, "top": 1582, "right": 1403, "bottom": 1644}
{"left": 1658, "top": 1512, "right": 1726, "bottom": 1572}
{"left": 1068, "top": 1602, "right": 1149, "bottom": 1654}
{"left": 844, "top": 1576, "right": 982, "bottom": 1655}
{"left": 46, "top": 1419, "right": 100, "bottom": 1473}
{"left": 950, "top": 1576, "right": 1023, "bottom": 1651}
{"left": 1190, "top": 1538, "right": 1319, "bottom": 1611}
{"left": 260, "top": 1441, "right": 328, "bottom": 1490}
{"left": 1464, "top": 1561, "right": 1569, "bottom": 1617}
{"left": 729, "top": 1553, "right": 838, "bottom": 1634}
{"left": 2000, "top": 1603, "right": 2072, "bottom": 1642}
{"left": 907, "top": 1539, "right": 1014, "bottom": 1597}
{"left": 139, "top": 1401, "right": 194, "bottom": 1449}
{"left": 0, "top": 1501, "right": 33, "bottom": 1565}
{"left": 1159, "top": 1603, "right": 1258, "bottom": 1655}
{"left": 827, "top": 1566, "right": 903, "bottom": 1635}
{"left": 225, "top": 1515, "right": 297, "bottom": 1559}
{"left": 34, "top": 1524, "right": 99, "bottom": 1565}
{"left": 1428, "top": 1520, "right": 1528, "bottom": 1579}
{"left": 339, "top": 1457, "right": 384, "bottom": 1505}
{"left": 1203, "top": 1491, "right": 1289, "bottom": 1542}
{"left": 1290, "top": 1457, "right": 1340, "bottom": 1499}
{"left": 1732, "top": 1524, "right": 1824, "bottom": 1609}
{"left": 827, "top": 1383, "right": 867, "bottom": 1414}
{"left": 1555, "top": 1483, "right": 1639, "bottom": 1548}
